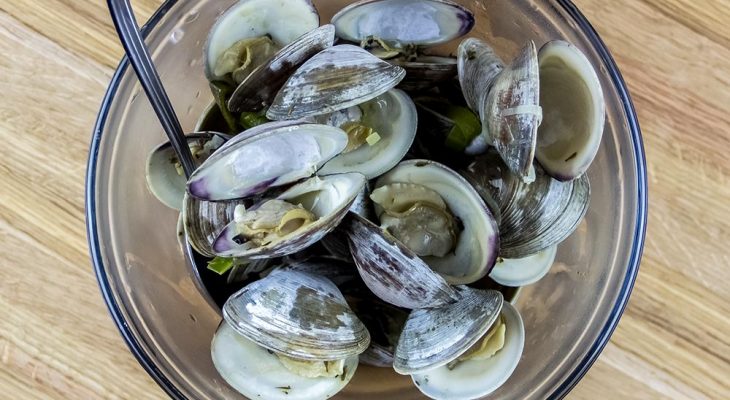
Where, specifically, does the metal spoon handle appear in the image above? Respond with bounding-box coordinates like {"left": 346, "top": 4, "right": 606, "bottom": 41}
{"left": 108, "top": 0, "right": 196, "bottom": 178}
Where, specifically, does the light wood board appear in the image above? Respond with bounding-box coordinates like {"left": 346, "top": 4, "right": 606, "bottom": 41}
{"left": 0, "top": 0, "right": 728, "bottom": 399}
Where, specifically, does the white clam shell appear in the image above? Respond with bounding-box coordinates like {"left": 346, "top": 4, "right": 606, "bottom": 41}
{"left": 536, "top": 40, "right": 605, "bottom": 181}
{"left": 489, "top": 244, "right": 557, "bottom": 287}
{"left": 212, "top": 322, "right": 359, "bottom": 400}
{"left": 145, "top": 133, "right": 226, "bottom": 210}
{"left": 332, "top": 0, "right": 474, "bottom": 46}
{"left": 318, "top": 89, "right": 418, "bottom": 179}
{"left": 393, "top": 287, "right": 503, "bottom": 375}
{"left": 267, "top": 45, "right": 405, "bottom": 120}
{"left": 187, "top": 121, "right": 348, "bottom": 201}
{"left": 222, "top": 269, "right": 370, "bottom": 360}
{"left": 204, "top": 0, "right": 319, "bottom": 81}
{"left": 213, "top": 173, "right": 366, "bottom": 259}
{"left": 375, "top": 160, "right": 500, "bottom": 284}
{"left": 410, "top": 301, "right": 525, "bottom": 400}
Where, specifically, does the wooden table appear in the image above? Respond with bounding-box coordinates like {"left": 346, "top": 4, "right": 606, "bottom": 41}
{"left": 1, "top": 0, "right": 728, "bottom": 398}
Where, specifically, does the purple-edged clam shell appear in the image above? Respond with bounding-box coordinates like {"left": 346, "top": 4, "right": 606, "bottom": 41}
{"left": 213, "top": 173, "right": 366, "bottom": 259}
{"left": 186, "top": 121, "right": 348, "bottom": 201}
{"left": 332, "top": 0, "right": 474, "bottom": 46}
{"left": 343, "top": 212, "right": 458, "bottom": 309}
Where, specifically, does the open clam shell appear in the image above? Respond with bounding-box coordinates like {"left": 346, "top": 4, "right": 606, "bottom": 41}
{"left": 489, "top": 244, "right": 557, "bottom": 287}
{"left": 483, "top": 41, "right": 542, "bottom": 180}
{"left": 182, "top": 193, "right": 246, "bottom": 257}
{"left": 145, "top": 132, "right": 228, "bottom": 210}
{"left": 227, "top": 24, "right": 336, "bottom": 113}
{"left": 499, "top": 166, "right": 590, "bottom": 259}
{"left": 374, "top": 160, "right": 500, "bottom": 284}
{"left": 318, "top": 89, "right": 418, "bottom": 179}
{"left": 332, "top": 0, "right": 474, "bottom": 47}
{"left": 204, "top": 0, "right": 319, "bottom": 81}
{"left": 536, "top": 40, "right": 605, "bottom": 181}
{"left": 222, "top": 269, "right": 371, "bottom": 360}
{"left": 266, "top": 45, "right": 406, "bottom": 120}
{"left": 410, "top": 301, "right": 525, "bottom": 400}
{"left": 457, "top": 38, "right": 505, "bottom": 118}
{"left": 187, "top": 121, "right": 348, "bottom": 201}
{"left": 393, "top": 287, "right": 503, "bottom": 375}
{"left": 212, "top": 322, "right": 359, "bottom": 400}
{"left": 343, "top": 212, "right": 458, "bottom": 309}
{"left": 213, "top": 173, "right": 367, "bottom": 259}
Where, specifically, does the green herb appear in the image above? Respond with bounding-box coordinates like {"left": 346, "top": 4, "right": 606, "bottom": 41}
{"left": 207, "top": 256, "right": 235, "bottom": 275}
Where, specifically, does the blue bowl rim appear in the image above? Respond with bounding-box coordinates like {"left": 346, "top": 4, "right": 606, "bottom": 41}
{"left": 85, "top": 0, "right": 647, "bottom": 398}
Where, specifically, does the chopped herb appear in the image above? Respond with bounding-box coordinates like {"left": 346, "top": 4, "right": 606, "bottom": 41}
{"left": 276, "top": 386, "right": 291, "bottom": 390}
{"left": 207, "top": 257, "right": 234, "bottom": 275}
{"left": 565, "top": 152, "right": 578, "bottom": 162}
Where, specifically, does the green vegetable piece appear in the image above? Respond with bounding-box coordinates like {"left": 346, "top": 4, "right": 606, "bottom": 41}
{"left": 207, "top": 256, "right": 235, "bottom": 275}
{"left": 443, "top": 105, "right": 482, "bottom": 151}
{"left": 240, "top": 112, "right": 270, "bottom": 129}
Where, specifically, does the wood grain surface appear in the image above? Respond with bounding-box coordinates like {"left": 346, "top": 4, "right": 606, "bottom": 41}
{"left": 0, "top": 0, "right": 728, "bottom": 399}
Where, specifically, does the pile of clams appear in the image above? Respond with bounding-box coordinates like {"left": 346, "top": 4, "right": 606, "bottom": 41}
{"left": 144, "top": 0, "right": 605, "bottom": 398}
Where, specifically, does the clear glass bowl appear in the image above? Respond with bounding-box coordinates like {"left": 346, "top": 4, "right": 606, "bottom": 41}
{"left": 86, "top": 0, "right": 647, "bottom": 398}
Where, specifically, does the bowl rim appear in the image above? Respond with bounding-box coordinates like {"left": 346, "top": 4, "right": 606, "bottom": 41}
{"left": 85, "top": 0, "right": 647, "bottom": 398}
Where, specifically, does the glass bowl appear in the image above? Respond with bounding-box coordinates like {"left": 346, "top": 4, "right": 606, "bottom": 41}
{"left": 86, "top": 0, "right": 647, "bottom": 398}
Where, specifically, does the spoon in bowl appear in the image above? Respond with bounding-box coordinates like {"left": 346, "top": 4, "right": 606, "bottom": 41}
{"left": 107, "top": 0, "right": 196, "bottom": 178}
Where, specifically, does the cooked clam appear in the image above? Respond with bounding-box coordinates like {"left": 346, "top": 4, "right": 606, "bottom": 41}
{"left": 223, "top": 269, "right": 370, "bottom": 359}
{"left": 344, "top": 212, "right": 458, "bottom": 309}
{"left": 369, "top": 160, "right": 499, "bottom": 284}
{"left": 498, "top": 167, "right": 590, "bottom": 259}
{"left": 266, "top": 45, "right": 405, "bottom": 120}
{"left": 227, "top": 24, "right": 336, "bottom": 113}
{"left": 410, "top": 298, "right": 525, "bottom": 400}
{"left": 186, "top": 121, "right": 348, "bottom": 201}
{"left": 204, "top": 0, "right": 319, "bottom": 82}
{"left": 393, "top": 287, "right": 504, "bottom": 374}
{"left": 317, "top": 89, "right": 418, "bottom": 179}
{"left": 213, "top": 173, "right": 366, "bottom": 259}
{"left": 182, "top": 193, "right": 246, "bottom": 257}
{"left": 213, "top": 269, "right": 366, "bottom": 400}
{"left": 482, "top": 41, "right": 542, "bottom": 180}
{"left": 457, "top": 38, "right": 504, "bottom": 118}
{"left": 536, "top": 40, "right": 605, "bottom": 181}
{"left": 145, "top": 132, "right": 227, "bottom": 210}
{"left": 212, "top": 323, "right": 359, "bottom": 400}
{"left": 332, "top": 0, "right": 474, "bottom": 47}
